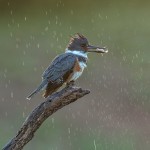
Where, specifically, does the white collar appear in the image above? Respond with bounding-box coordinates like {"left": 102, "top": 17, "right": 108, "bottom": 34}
{"left": 65, "top": 49, "right": 88, "bottom": 58}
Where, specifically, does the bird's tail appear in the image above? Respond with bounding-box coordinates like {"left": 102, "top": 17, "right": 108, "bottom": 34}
{"left": 26, "top": 80, "right": 47, "bottom": 100}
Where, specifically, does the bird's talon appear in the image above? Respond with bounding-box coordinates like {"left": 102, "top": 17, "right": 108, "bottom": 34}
{"left": 66, "top": 81, "right": 75, "bottom": 87}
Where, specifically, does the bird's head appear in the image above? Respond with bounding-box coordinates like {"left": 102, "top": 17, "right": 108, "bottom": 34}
{"left": 66, "top": 33, "right": 108, "bottom": 54}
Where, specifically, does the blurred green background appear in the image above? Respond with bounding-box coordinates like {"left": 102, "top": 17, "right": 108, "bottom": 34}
{"left": 0, "top": 0, "right": 150, "bottom": 149}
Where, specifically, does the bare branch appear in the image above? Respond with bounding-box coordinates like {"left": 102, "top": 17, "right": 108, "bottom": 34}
{"left": 2, "top": 86, "right": 90, "bottom": 150}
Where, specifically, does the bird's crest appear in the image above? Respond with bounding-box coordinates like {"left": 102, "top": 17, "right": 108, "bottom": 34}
{"left": 69, "top": 33, "right": 86, "bottom": 40}
{"left": 67, "top": 33, "right": 88, "bottom": 51}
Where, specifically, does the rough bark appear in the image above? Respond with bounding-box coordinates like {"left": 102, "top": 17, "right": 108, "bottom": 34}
{"left": 2, "top": 86, "right": 90, "bottom": 150}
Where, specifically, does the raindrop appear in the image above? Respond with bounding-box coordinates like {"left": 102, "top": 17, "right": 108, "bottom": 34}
{"left": 37, "top": 43, "right": 40, "bottom": 48}
{"left": 2, "top": 97, "right": 5, "bottom": 102}
{"left": 46, "top": 50, "right": 49, "bottom": 54}
{"left": 30, "top": 35, "right": 35, "bottom": 40}
{"left": 5, "top": 83, "right": 8, "bottom": 88}
{"left": 93, "top": 139, "right": 97, "bottom": 150}
{"left": 3, "top": 73, "right": 6, "bottom": 78}
{"left": 12, "top": 19, "right": 15, "bottom": 24}
{"left": 68, "top": 128, "right": 71, "bottom": 134}
{"left": 51, "top": 118, "right": 55, "bottom": 128}
{"left": 16, "top": 44, "right": 19, "bottom": 48}
{"left": 26, "top": 44, "right": 29, "bottom": 48}
{"left": 22, "top": 61, "right": 25, "bottom": 66}
{"left": 123, "top": 56, "right": 126, "bottom": 61}
{"left": 98, "top": 13, "right": 102, "bottom": 19}
{"left": 5, "top": 112, "right": 8, "bottom": 117}
{"left": 34, "top": 67, "right": 37, "bottom": 71}
{"left": 23, "top": 112, "right": 25, "bottom": 118}
{"left": 51, "top": 118, "right": 54, "bottom": 124}
{"left": 45, "top": 26, "right": 48, "bottom": 31}
{"left": 10, "top": 32, "right": 13, "bottom": 37}
{"left": 23, "top": 51, "right": 26, "bottom": 55}
{"left": 135, "top": 53, "right": 138, "bottom": 58}
{"left": 59, "top": 22, "right": 62, "bottom": 26}
{"left": 70, "top": 10, "right": 74, "bottom": 15}
{"left": 71, "top": 113, "right": 75, "bottom": 119}
{"left": 11, "top": 92, "right": 13, "bottom": 98}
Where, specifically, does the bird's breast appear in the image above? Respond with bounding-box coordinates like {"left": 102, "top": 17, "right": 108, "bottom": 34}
{"left": 70, "top": 61, "right": 87, "bottom": 81}
{"left": 78, "top": 61, "right": 87, "bottom": 71}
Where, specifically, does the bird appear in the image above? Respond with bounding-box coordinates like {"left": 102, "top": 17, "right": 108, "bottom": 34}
{"left": 27, "top": 33, "right": 108, "bottom": 100}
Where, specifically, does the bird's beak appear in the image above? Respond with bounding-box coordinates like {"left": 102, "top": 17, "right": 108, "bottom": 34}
{"left": 87, "top": 45, "right": 108, "bottom": 53}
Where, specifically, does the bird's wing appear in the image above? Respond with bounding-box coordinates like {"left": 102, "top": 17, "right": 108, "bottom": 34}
{"left": 42, "top": 53, "right": 76, "bottom": 83}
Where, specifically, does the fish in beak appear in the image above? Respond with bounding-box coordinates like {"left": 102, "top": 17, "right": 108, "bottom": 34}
{"left": 87, "top": 45, "right": 108, "bottom": 53}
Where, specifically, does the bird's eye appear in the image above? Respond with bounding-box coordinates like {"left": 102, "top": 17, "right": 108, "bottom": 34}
{"left": 81, "top": 44, "right": 86, "bottom": 47}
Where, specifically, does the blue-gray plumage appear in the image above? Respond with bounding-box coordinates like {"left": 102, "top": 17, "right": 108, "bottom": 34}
{"left": 27, "top": 33, "right": 108, "bottom": 100}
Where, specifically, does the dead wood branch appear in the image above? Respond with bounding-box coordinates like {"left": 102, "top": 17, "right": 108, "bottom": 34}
{"left": 2, "top": 86, "right": 90, "bottom": 150}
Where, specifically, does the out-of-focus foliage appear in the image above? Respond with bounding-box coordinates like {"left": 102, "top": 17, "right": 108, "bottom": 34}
{"left": 0, "top": 0, "right": 150, "bottom": 150}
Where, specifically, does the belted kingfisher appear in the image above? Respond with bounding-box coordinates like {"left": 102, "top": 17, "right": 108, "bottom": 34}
{"left": 27, "top": 33, "right": 108, "bottom": 100}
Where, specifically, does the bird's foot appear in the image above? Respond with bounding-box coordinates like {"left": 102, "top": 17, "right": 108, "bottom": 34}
{"left": 66, "top": 81, "right": 75, "bottom": 87}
